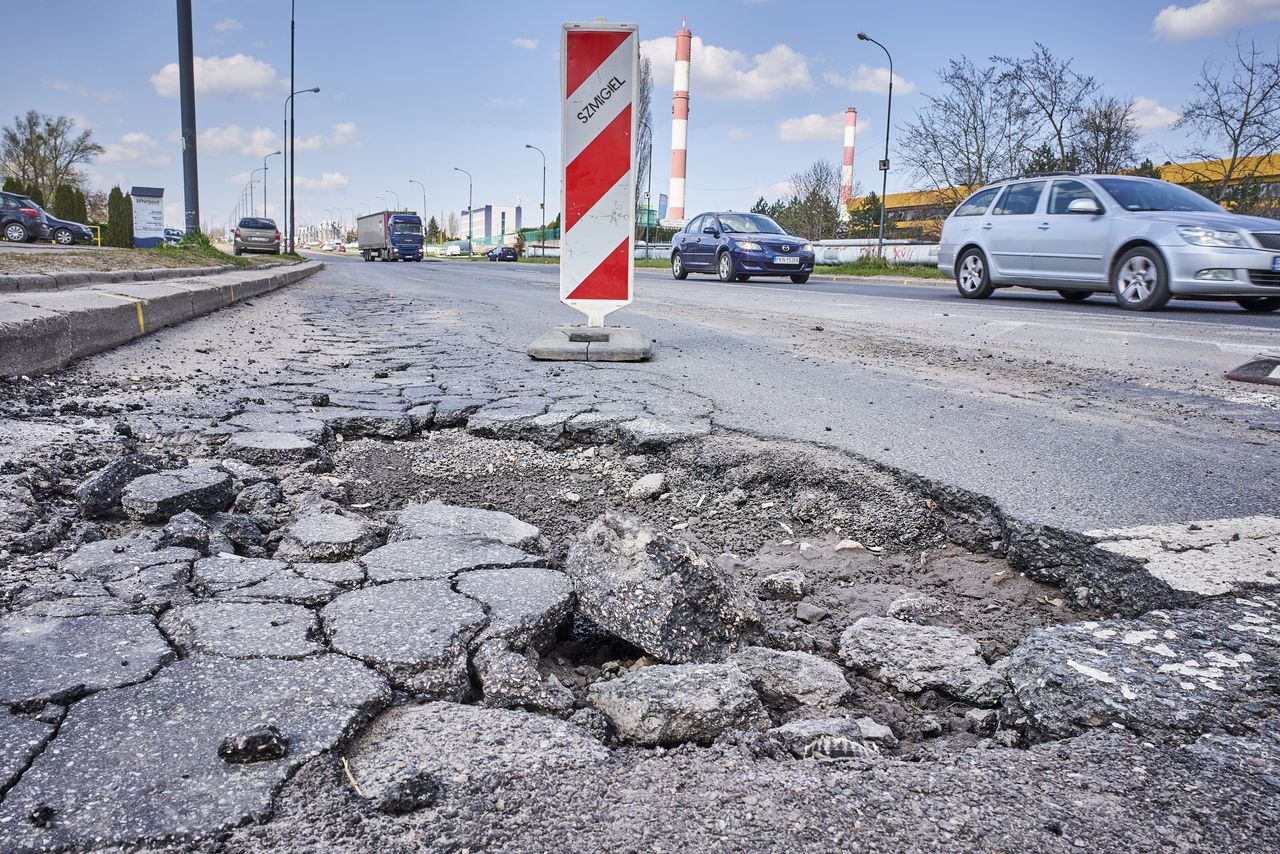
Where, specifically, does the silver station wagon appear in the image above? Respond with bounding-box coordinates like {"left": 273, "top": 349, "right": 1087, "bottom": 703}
{"left": 938, "top": 174, "right": 1280, "bottom": 312}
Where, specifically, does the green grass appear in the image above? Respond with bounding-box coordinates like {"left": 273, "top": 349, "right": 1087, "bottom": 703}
{"left": 815, "top": 260, "right": 946, "bottom": 279}
{"left": 151, "top": 235, "right": 294, "bottom": 269}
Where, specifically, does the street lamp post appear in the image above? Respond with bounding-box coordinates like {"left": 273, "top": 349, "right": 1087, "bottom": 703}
{"left": 385, "top": 189, "right": 400, "bottom": 210}
{"left": 283, "top": 85, "right": 320, "bottom": 252}
{"left": 376, "top": 195, "right": 387, "bottom": 211}
{"left": 251, "top": 167, "right": 268, "bottom": 218}
{"left": 262, "top": 150, "right": 281, "bottom": 218}
{"left": 857, "top": 32, "right": 893, "bottom": 260}
{"left": 453, "top": 167, "right": 473, "bottom": 254}
{"left": 409, "top": 179, "right": 426, "bottom": 220}
{"left": 524, "top": 145, "right": 545, "bottom": 257}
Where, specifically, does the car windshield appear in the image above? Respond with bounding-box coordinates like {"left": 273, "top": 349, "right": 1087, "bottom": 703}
{"left": 718, "top": 213, "right": 785, "bottom": 234}
{"left": 1095, "top": 179, "right": 1222, "bottom": 213}
{"left": 239, "top": 218, "right": 275, "bottom": 230}
{"left": 392, "top": 221, "right": 422, "bottom": 234}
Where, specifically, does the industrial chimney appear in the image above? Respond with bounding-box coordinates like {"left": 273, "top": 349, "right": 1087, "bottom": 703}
{"left": 667, "top": 18, "right": 692, "bottom": 223}
{"left": 838, "top": 107, "right": 857, "bottom": 223}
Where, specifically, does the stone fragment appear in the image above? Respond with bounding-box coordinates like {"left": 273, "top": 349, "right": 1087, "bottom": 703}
{"left": 103, "top": 563, "right": 193, "bottom": 612}
{"left": 218, "top": 458, "right": 273, "bottom": 489}
{"left": 228, "top": 411, "right": 329, "bottom": 443}
{"left": 233, "top": 481, "right": 284, "bottom": 516}
{"left": 887, "top": 592, "right": 949, "bottom": 623}
{"left": 432, "top": 396, "right": 493, "bottom": 427}
{"left": 729, "top": 646, "right": 851, "bottom": 711}
{"left": 223, "top": 431, "right": 319, "bottom": 467}
{"left": 0, "top": 656, "right": 388, "bottom": 851}
{"left": 275, "top": 513, "right": 380, "bottom": 562}
{"left": 627, "top": 472, "right": 667, "bottom": 500}
{"left": 373, "top": 771, "right": 440, "bottom": 815}
{"left": 75, "top": 453, "right": 168, "bottom": 517}
{"left": 219, "top": 572, "right": 340, "bottom": 606}
{"left": 12, "top": 579, "right": 133, "bottom": 618}
{"left": 346, "top": 703, "right": 607, "bottom": 802}
{"left": 193, "top": 555, "right": 287, "bottom": 593}
{"left": 966, "top": 708, "right": 999, "bottom": 736}
{"left": 321, "top": 581, "right": 487, "bottom": 697}
{"left": 588, "top": 663, "right": 771, "bottom": 746}
{"left": 60, "top": 537, "right": 198, "bottom": 581}
{"left": 465, "top": 397, "right": 550, "bottom": 438}
{"left": 322, "top": 409, "right": 414, "bottom": 439}
{"left": 0, "top": 709, "right": 53, "bottom": 791}
{"left": 796, "top": 602, "right": 829, "bottom": 624}
{"left": 473, "top": 640, "right": 574, "bottom": 716}
{"left": 390, "top": 500, "right": 540, "bottom": 549}
{"left": 160, "top": 510, "right": 211, "bottom": 551}
{"left": 456, "top": 566, "right": 573, "bottom": 651}
{"left": 293, "top": 561, "right": 363, "bottom": 586}
{"left": 839, "top": 616, "right": 1007, "bottom": 707}
{"left": 804, "top": 736, "right": 879, "bottom": 762}
{"left": 208, "top": 512, "right": 265, "bottom": 550}
{"left": 1006, "top": 596, "right": 1280, "bottom": 741}
{"left": 162, "top": 602, "right": 322, "bottom": 659}
{"left": 0, "top": 615, "right": 173, "bottom": 707}
{"left": 566, "top": 512, "right": 759, "bottom": 663}
{"left": 758, "top": 570, "right": 807, "bottom": 601}
{"left": 120, "top": 468, "right": 232, "bottom": 522}
{"left": 219, "top": 724, "right": 289, "bottom": 763}
{"left": 360, "top": 535, "right": 538, "bottom": 583}
{"left": 615, "top": 416, "right": 711, "bottom": 449}
{"left": 768, "top": 717, "right": 877, "bottom": 759}
{"left": 853, "top": 716, "right": 898, "bottom": 746}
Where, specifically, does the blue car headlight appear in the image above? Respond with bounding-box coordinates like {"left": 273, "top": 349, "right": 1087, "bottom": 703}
{"left": 803, "top": 243, "right": 813, "bottom": 252}
{"left": 735, "top": 241, "right": 763, "bottom": 251}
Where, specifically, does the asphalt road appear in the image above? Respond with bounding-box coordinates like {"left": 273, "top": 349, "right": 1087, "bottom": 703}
{"left": 303, "top": 253, "right": 1279, "bottom": 533}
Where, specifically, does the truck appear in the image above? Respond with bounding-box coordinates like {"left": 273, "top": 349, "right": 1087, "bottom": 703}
{"left": 357, "top": 210, "right": 424, "bottom": 262}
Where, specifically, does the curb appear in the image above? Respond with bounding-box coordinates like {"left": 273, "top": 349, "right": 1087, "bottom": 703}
{"left": 0, "top": 262, "right": 303, "bottom": 294}
{"left": 0, "top": 261, "right": 324, "bottom": 376}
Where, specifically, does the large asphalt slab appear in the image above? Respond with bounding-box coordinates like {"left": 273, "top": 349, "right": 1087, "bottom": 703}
{"left": 304, "top": 255, "right": 1279, "bottom": 533}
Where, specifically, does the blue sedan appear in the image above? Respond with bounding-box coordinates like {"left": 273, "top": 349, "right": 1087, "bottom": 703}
{"left": 671, "top": 211, "right": 814, "bottom": 283}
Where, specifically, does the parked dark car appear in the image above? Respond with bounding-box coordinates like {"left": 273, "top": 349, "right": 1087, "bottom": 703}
{"left": 46, "top": 214, "right": 96, "bottom": 246}
{"left": 0, "top": 191, "right": 51, "bottom": 243}
{"left": 671, "top": 211, "right": 814, "bottom": 283}
{"left": 164, "top": 228, "right": 184, "bottom": 245}
{"left": 486, "top": 245, "right": 517, "bottom": 261}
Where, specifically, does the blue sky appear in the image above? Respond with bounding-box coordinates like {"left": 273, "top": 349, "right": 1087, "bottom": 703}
{"left": 9, "top": 0, "right": 1280, "bottom": 230}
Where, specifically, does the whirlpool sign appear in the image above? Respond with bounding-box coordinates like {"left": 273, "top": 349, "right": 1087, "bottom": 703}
{"left": 130, "top": 186, "right": 165, "bottom": 248}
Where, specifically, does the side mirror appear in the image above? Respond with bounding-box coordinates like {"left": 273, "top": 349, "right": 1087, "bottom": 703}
{"left": 1067, "top": 198, "right": 1101, "bottom": 215}
{"left": 703, "top": 226, "right": 718, "bottom": 235}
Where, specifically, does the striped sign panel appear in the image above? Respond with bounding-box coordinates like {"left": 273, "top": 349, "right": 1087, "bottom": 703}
{"left": 560, "top": 22, "right": 638, "bottom": 327}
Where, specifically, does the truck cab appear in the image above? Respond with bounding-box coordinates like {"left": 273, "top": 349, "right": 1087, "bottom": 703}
{"left": 357, "top": 211, "right": 424, "bottom": 262}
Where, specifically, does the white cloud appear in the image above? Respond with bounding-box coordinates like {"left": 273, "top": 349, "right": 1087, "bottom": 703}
{"left": 329, "top": 121, "right": 360, "bottom": 146}
{"left": 776, "top": 112, "right": 868, "bottom": 143}
{"left": 727, "top": 128, "right": 749, "bottom": 140}
{"left": 151, "top": 54, "right": 282, "bottom": 98}
{"left": 214, "top": 17, "right": 243, "bottom": 32}
{"left": 1154, "top": 0, "right": 1280, "bottom": 40}
{"left": 294, "top": 172, "right": 350, "bottom": 192}
{"left": 199, "top": 124, "right": 282, "bottom": 157}
{"left": 99, "top": 131, "right": 171, "bottom": 167}
{"left": 823, "top": 64, "right": 916, "bottom": 96}
{"left": 641, "top": 35, "right": 811, "bottom": 101}
{"left": 1132, "top": 96, "right": 1180, "bottom": 133}
{"left": 512, "top": 37, "right": 538, "bottom": 50}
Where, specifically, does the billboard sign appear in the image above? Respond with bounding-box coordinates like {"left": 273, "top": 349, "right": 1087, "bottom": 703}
{"left": 130, "top": 186, "right": 165, "bottom": 248}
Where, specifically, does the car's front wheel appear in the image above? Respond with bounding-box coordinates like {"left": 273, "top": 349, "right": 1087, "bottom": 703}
{"left": 735, "top": 274, "right": 751, "bottom": 282}
{"left": 955, "top": 248, "right": 994, "bottom": 298}
{"left": 716, "top": 250, "right": 735, "bottom": 282}
{"left": 4, "top": 222, "right": 29, "bottom": 243}
{"left": 790, "top": 274, "right": 810, "bottom": 284}
{"left": 53, "top": 228, "right": 74, "bottom": 246}
{"left": 1058, "top": 289, "right": 1091, "bottom": 302}
{"left": 1112, "top": 247, "right": 1170, "bottom": 311}
{"left": 1237, "top": 297, "right": 1280, "bottom": 313}
{"left": 671, "top": 252, "right": 688, "bottom": 280}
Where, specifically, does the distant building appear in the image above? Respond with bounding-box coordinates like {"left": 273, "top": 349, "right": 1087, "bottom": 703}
{"left": 460, "top": 204, "right": 522, "bottom": 247}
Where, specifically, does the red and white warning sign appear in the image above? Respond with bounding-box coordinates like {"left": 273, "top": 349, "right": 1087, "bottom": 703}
{"left": 560, "top": 21, "right": 638, "bottom": 327}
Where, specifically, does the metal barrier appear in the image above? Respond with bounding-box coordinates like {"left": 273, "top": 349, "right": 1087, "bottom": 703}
{"left": 812, "top": 239, "right": 939, "bottom": 267}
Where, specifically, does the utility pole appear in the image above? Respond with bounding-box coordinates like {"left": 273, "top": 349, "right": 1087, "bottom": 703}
{"left": 263, "top": 150, "right": 280, "bottom": 218}
{"left": 176, "top": 0, "right": 200, "bottom": 235}
{"left": 524, "top": 145, "right": 545, "bottom": 257}
{"left": 410, "top": 180, "right": 426, "bottom": 219}
{"left": 289, "top": 0, "right": 295, "bottom": 252}
{"left": 857, "top": 32, "right": 894, "bottom": 260}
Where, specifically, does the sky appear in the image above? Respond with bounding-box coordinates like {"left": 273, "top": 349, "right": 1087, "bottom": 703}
{"left": 8, "top": 0, "right": 1280, "bottom": 231}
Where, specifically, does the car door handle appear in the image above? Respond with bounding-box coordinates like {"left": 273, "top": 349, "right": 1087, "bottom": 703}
{"left": 1037, "top": 222, "right": 1050, "bottom": 230}
{"left": 981, "top": 223, "right": 993, "bottom": 230}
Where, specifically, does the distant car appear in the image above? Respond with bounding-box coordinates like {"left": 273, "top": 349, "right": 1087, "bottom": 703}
{"left": 938, "top": 173, "right": 1280, "bottom": 312}
{"left": 335, "top": 243, "right": 346, "bottom": 253}
{"left": 233, "top": 217, "right": 280, "bottom": 256}
{"left": 0, "top": 191, "right": 51, "bottom": 243}
{"left": 46, "top": 214, "right": 96, "bottom": 246}
{"left": 671, "top": 211, "right": 814, "bottom": 283}
{"left": 163, "top": 228, "right": 183, "bottom": 244}
{"left": 486, "top": 246, "right": 517, "bottom": 261}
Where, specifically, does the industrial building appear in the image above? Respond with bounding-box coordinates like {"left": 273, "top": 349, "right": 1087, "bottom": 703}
{"left": 458, "top": 204, "right": 523, "bottom": 247}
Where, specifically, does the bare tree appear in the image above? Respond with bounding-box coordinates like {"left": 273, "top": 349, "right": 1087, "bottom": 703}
{"left": 1075, "top": 96, "right": 1142, "bottom": 174}
{"left": 635, "top": 57, "right": 654, "bottom": 214}
{"left": 993, "top": 44, "right": 1098, "bottom": 169}
{"left": 1, "top": 111, "right": 103, "bottom": 201}
{"left": 899, "top": 57, "right": 1037, "bottom": 207}
{"left": 1176, "top": 39, "right": 1280, "bottom": 203}
{"left": 775, "top": 159, "right": 842, "bottom": 240}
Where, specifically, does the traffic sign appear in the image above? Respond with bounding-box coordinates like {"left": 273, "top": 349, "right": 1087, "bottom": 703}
{"left": 560, "top": 21, "right": 639, "bottom": 327}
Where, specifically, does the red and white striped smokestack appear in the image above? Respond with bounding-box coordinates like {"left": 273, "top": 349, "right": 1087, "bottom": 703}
{"left": 667, "top": 18, "right": 692, "bottom": 222}
{"left": 838, "top": 107, "right": 857, "bottom": 223}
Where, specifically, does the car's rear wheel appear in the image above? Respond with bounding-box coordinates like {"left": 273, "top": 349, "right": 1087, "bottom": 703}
{"left": 1112, "top": 247, "right": 1170, "bottom": 311}
{"left": 671, "top": 252, "right": 688, "bottom": 280}
{"left": 4, "top": 222, "right": 29, "bottom": 243}
{"left": 53, "top": 228, "right": 74, "bottom": 246}
{"left": 955, "top": 248, "right": 994, "bottom": 298}
{"left": 735, "top": 274, "right": 751, "bottom": 282}
{"left": 1057, "top": 289, "right": 1091, "bottom": 302}
{"left": 790, "top": 274, "right": 810, "bottom": 284}
{"left": 1237, "top": 297, "right": 1280, "bottom": 312}
{"left": 717, "top": 250, "right": 735, "bottom": 282}
{"left": 232, "top": 246, "right": 241, "bottom": 257}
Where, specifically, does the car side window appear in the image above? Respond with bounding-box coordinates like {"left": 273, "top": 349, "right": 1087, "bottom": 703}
{"left": 686, "top": 216, "right": 704, "bottom": 233}
{"left": 954, "top": 187, "right": 1001, "bottom": 217}
{"left": 1047, "top": 180, "right": 1102, "bottom": 215}
{"left": 993, "top": 182, "right": 1046, "bottom": 215}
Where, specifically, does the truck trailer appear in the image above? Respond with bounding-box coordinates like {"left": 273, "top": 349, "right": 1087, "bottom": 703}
{"left": 357, "top": 211, "right": 424, "bottom": 262}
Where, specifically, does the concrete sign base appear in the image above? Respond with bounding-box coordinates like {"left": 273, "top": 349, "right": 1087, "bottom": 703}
{"left": 528, "top": 326, "right": 651, "bottom": 362}
{"left": 1226, "top": 350, "right": 1280, "bottom": 387}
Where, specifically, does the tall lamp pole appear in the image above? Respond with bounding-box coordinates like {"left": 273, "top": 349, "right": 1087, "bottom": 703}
{"left": 385, "top": 189, "right": 400, "bottom": 210}
{"left": 857, "top": 32, "right": 893, "bottom": 260}
{"left": 453, "top": 167, "right": 473, "bottom": 254}
{"left": 250, "top": 168, "right": 268, "bottom": 218}
{"left": 524, "top": 144, "right": 545, "bottom": 257}
{"left": 409, "top": 179, "right": 426, "bottom": 219}
{"left": 176, "top": 0, "right": 200, "bottom": 235}
{"left": 376, "top": 195, "right": 387, "bottom": 211}
{"left": 283, "top": 86, "right": 319, "bottom": 251}
{"left": 262, "top": 150, "right": 280, "bottom": 218}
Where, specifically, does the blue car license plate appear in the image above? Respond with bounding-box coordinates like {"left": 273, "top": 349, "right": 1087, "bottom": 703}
{"left": 773, "top": 256, "right": 799, "bottom": 265}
